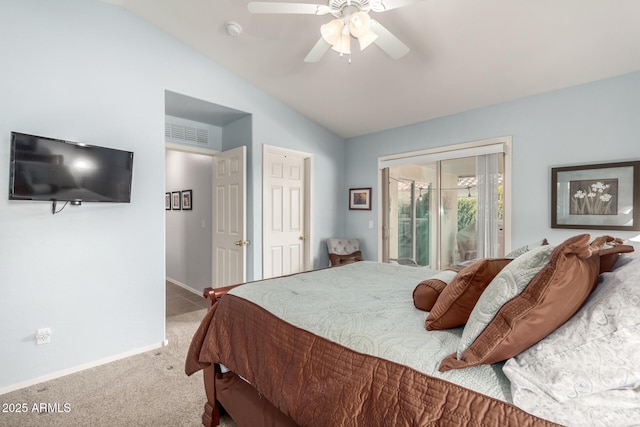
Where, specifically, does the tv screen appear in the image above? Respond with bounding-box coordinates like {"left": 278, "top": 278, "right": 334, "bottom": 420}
{"left": 9, "top": 132, "right": 134, "bottom": 203}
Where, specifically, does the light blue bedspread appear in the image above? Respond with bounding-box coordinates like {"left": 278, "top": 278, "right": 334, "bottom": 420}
{"left": 229, "top": 261, "right": 512, "bottom": 402}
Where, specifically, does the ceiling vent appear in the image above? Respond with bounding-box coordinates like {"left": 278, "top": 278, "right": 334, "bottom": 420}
{"left": 165, "top": 122, "right": 209, "bottom": 145}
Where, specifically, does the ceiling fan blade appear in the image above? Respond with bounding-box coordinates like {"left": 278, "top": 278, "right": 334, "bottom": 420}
{"left": 248, "top": 2, "right": 330, "bottom": 15}
{"left": 371, "top": 0, "right": 421, "bottom": 12}
{"left": 304, "top": 37, "right": 331, "bottom": 62}
{"left": 370, "top": 20, "right": 409, "bottom": 59}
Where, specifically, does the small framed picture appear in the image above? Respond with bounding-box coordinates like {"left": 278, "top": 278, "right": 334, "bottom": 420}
{"left": 172, "top": 191, "right": 181, "bottom": 210}
{"left": 181, "top": 190, "right": 193, "bottom": 211}
{"left": 165, "top": 192, "right": 171, "bottom": 210}
{"left": 349, "top": 187, "right": 372, "bottom": 210}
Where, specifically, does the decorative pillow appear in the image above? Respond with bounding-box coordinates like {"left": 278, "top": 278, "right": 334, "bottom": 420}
{"left": 590, "top": 235, "right": 634, "bottom": 273}
{"left": 425, "top": 258, "right": 512, "bottom": 330}
{"left": 502, "top": 251, "right": 640, "bottom": 427}
{"left": 413, "top": 270, "right": 457, "bottom": 311}
{"left": 439, "top": 234, "right": 600, "bottom": 372}
{"left": 329, "top": 251, "right": 362, "bottom": 266}
{"left": 505, "top": 238, "right": 549, "bottom": 258}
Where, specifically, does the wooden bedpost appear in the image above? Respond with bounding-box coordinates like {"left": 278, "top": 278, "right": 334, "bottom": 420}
{"left": 200, "top": 284, "right": 244, "bottom": 425}
{"left": 203, "top": 285, "right": 243, "bottom": 306}
{"left": 200, "top": 288, "right": 221, "bottom": 426}
{"left": 203, "top": 287, "right": 217, "bottom": 307}
{"left": 202, "top": 364, "right": 222, "bottom": 427}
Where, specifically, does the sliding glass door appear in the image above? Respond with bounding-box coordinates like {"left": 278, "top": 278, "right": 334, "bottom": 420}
{"left": 381, "top": 139, "right": 509, "bottom": 269}
{"left": 388, "top": 165, "right": 436, "bottom": 266}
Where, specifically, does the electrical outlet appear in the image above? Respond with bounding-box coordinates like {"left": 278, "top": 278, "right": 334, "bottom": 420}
{"left": 36, "top": 328, "right": 52, "bottom": 345}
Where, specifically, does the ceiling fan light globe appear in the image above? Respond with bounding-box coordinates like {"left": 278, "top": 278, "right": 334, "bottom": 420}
{"left": 357, "top": 30, "right": 378, "bottom": 51}
{"left": 349, "top": 11, "right": 371, "bottom": 38}
{"left": 330, "top": 33, "right": 351, "bottom": 54}
{"left": 321, "top": 19, "right": 344, "bottom": 45}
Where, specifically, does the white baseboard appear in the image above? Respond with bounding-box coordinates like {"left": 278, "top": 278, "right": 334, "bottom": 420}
{"left": 0, "top": 341, "right": 166, "bottom": 396}
{"left": 165, "top": 277, "right": 203, "bottom": 296}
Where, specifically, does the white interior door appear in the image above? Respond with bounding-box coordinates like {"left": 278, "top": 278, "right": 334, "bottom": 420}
{"left": 263, "top": 147, "right": 308, "bottom": 279}
{"left": 212, "top": 146, "right": 246, "bottom": 287}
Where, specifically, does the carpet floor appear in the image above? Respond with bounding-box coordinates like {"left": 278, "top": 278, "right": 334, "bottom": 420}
{"left": 0, "top": 309, "right": 236, "bottom": 427}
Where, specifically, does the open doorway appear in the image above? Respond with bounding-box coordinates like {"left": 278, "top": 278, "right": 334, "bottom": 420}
{"left": 164, "top": 90, "right": 251, "bottom": 317}
{"left": 165, "top": 148, "right": 215, "bottom": 317}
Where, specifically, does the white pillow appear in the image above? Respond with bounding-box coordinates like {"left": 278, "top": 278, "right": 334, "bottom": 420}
{"left": 503, "top": 252, "right": 640, "bottom": 425}
{"left": 505, "top": 238, "right": 549, "bottom": 258}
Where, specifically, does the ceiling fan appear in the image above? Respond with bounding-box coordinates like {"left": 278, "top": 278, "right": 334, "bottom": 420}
{"left": 247, "top": 0, "right": 419, "bottom": 62}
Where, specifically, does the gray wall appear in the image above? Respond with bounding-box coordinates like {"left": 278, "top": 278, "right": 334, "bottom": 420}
{"left": 165, "top": 150, "right": 213, "bottom": 291}
{"left": 0, "top": 0, "right": 345, "bottom": 392}
{"left": 344, "top": 72, "right": 640, "bottom": 259}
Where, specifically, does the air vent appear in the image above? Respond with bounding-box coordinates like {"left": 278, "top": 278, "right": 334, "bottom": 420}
{"left": 165, "top": 122, "right": 209, "bottom": 145}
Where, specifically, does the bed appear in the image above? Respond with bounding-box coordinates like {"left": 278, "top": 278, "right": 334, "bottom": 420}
{"left": 185, "top": 234, "right": 640, "bottom": 427}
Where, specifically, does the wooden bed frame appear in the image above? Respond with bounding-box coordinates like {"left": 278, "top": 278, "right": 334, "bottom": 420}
{"left": 186, "top": 239, "right": 638, "bottom": 427}
{"left": 192, "top": 282, "right": 558, "bottom": 427}
{"left": 201, "top": 286, "right": 229, "bottom": 427}
{"left": 200, "top": 286, "right": 299, "bottom": 427}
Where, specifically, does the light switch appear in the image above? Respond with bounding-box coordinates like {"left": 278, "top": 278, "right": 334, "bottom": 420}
{"left": 368, "top": 220, "right": 374, "bottom": 229}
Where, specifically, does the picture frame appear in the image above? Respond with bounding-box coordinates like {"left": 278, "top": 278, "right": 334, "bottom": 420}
{"left": 172, "top": 191, "right": 181, "bottom": 210}
{"left": 551, "top": 161, "right": 640, "bottom": 231}
{"left": 349, "top": 187, "right": 372, "bottom": 210}
{"left": 181, "top": 190, "right": 193, "bottom": 211}
{"left": 165, "top": 192, "right": 171, "bottom": 210}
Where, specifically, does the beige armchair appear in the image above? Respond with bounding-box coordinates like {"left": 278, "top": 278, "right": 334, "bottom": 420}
{"left": 326, "top": 238, "right": 362, "bottom": 266}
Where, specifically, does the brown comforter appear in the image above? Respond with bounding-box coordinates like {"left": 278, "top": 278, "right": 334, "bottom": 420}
{"left": 186, "top": 294, "right": 558, "bottom": 427}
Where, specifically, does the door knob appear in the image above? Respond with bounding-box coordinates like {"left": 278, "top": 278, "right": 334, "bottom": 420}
{"left": 235, "top": 240, "right": 243, "bottom": 246}
{"left": 299, "top": 236, "right": 306, "bottom": 241}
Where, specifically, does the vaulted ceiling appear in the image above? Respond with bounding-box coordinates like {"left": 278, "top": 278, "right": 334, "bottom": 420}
{"left": 106, "top": 0, "right": 640, "bottom": 138}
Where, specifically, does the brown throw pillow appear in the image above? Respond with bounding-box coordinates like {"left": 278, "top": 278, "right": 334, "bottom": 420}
{"left": 590, "top": 235, "right": 634, "bottom": 273}
{"left": 425, "top": 258, "right": 512, "bottom": 330}
{"left": 329, "top": 251, "right": 362, "bottom": 266}
{"left": 439, "top": 234, "right": 600, "bottom": 372}
{"left": 413, "top": 270, "right": 458, "bottom": 311}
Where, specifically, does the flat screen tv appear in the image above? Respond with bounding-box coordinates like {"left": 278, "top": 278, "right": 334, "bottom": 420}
{"left": 9, "top": 132, "right": 134, "bottom": 203}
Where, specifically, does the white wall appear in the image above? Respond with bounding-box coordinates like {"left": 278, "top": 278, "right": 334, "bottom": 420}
{"left": 0, "top": 0, "right": 345, "bottom": 392}
{"left": 165, "top": 150, "right": 213, "bottom": 292}
{"left": 345, "top": 72, "right": 640, "bottom": 259}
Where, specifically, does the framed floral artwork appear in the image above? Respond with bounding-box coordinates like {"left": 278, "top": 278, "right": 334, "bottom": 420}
{"left": 551, "top": 161, "right": 640, "bottom": 230}
{"left": 349, "top": 187, "right": 372, "bottom": 210}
